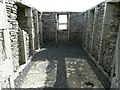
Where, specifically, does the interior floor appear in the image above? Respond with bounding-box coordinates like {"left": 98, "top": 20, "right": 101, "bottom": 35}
{"left": 20, "top": 42, "right": 110, "bottom": 89}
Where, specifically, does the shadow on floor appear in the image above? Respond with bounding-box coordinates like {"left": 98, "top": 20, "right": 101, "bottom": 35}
{"left": 32, "top": 42, "right": 110, "bottom": 89}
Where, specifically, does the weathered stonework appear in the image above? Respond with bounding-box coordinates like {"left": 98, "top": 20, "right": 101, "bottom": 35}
{"left": 101, "top": 3, "right": 120, "bottom": 75}
{"left": 16, "top": 4, "right": 30, "bottom": 58}
{"left": 6, "top": 0, "right": 20, "bottom": 71}
{"left": 0, "top": 31, "right": 6, "bottom": 63}
{"left": 42, "top": 12, "right": 56, "bottom": 42}
{"left": 0, "top": 30, "right": 8, "bottom": 89}
{"left": 42, "top": 12, "right": 84, "bottom": 43}
{"left": 86, "top": 9, "right": 95, "bottom": 52}
{"left": 38, "top": 12, "right": 43, "bottom": 47}
{"left": 83, "top": 11, "right": 89, "bottom": 48}
{"left": 17, "top": 6, "right": 27, "bottom": 32}
{"left": 9, "top": 30, "right": 19, "bottom": 71}
{"left": 92, "top": 2, "right": 105, "bottom": 61}
{"left": 0, "top": 0, "right": 120, "bottom": 89}
{"left": 70, "top": 12, "right": 84, "bottom": 43}
{"left": 0, "top": 0, "right": 41, "bottom": 89}
{"left": 82, "top": 1, "right": 120, "bottom": 84}
{"left": 25, "top": 32, "right": 29, "bottom": 60}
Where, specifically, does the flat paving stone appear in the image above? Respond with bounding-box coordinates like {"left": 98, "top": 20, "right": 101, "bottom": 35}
{"left": 65, "top": 58, "right": 103, "bottom": 88}
{"left": 21, "top": 61, "right": 49, "bottom": 88}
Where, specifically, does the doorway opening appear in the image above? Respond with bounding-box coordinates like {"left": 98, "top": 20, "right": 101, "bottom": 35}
{"left": 58, "top": 15, "right": 68, "bottom": 30}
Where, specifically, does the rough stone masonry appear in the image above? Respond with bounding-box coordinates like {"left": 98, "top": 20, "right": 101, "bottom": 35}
{"left": 0, "top": 0, "right": 119, "bottom": 89}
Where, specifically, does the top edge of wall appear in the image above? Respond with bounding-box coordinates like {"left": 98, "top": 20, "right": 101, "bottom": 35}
{"left": 41, "top": 11, "right": 82, "bottom": 13}
{"left": 15, "top": 0, "right": 41, "bottom": 12}
{"left": 106, "top": 0, "right": 120, "bottom": 2}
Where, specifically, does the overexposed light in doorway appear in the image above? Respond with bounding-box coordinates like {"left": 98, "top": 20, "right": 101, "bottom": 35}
{"left": 59, "top": 15, "right": 67, "bottom": 23}
{"left": 58, "top": 15, "right": 67, "bottom": 30}
{"left": 59, "top": 25, "right": 67, "bottom": 30}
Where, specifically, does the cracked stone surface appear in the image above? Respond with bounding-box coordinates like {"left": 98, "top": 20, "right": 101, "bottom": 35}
{"left": 20, "top": 43, "right": 110, "bottom": 88}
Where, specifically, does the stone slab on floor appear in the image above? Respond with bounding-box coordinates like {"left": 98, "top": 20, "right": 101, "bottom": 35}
{"left": 20, "top": 60, "right": 57, "bottom": 88}
{"left": 65, "top": 58, "right": 103, "bottom": 88}
{"left": 20, "top": 61, "right": 49, "bottom": 88}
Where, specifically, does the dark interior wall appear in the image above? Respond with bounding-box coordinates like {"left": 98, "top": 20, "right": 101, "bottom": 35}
{"left": 42, "top": 12, "right": 56, "bottom": 42}
{"left": 17, "top": 6, "right": 27, "bottom": 32}
{"left": 70, "top": 12, "right": 84, "bottom": 43}
{"left": 16, "top": 5, "right": 30, "bottom": 63}
{"left": 101, "top": 3, "right": 120, "bottom": 75}
{"left": 42, "top": 12, "right": 84, "bottom": 43}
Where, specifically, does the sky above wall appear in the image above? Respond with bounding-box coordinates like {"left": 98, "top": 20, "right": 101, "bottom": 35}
{"left": 22, "top": 0, "right": 105, "bottom": 12}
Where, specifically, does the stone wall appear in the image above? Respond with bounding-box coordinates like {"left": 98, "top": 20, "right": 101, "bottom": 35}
{"left": 0, "top": 0, "right": 120, "bottom": 89}
{"left": 18, "top": 30, "right": 29, "bottom": 65}
{"left": 86, "top": 9, "right": 95, "bottom": 52}
{"left": 101, "top": 3, "right": 120, "bottom": 75}
{"left": 0, "top": 30, "right": 6, "bottom": 63}
{"left": 33, "top": 9, "right": 40, "bottom": 49}
{"left": 70, "top": 12, "right": 84, "bottom": 42}
{"left": 0, "top": 1, "right": 15, "bottom": 87}
{"left": 42, "top": 12, "right": 56, "bottom": 42}
{"left": 6, "top": 0, "right": 20, "bottom": 71}
{"left": 82, "top": 1, "right": 120, "bottom": 82}
{"left": 92, "top": 2, "right": 105, "bottom": 60}
{"left": 82, "top": 3, "right": 105, "bottom": 60}
{"left": 42, "top": 12, "right": 84, "bottom": 43}
{"left": 25, "top": 32, "right": 29, "bottom": 60}
{"left": 0, "top": 0, "right": 41, "bottom": 89}
{"left": 83, "top": 11, "right": 89, "bottom": 48}
{"left": 38, "top": 12, "right": 43, "bottom": 46}
{"left": 0, "top": 30, "right": 8, "bottom": 89}
{"left": 17, "top": 6, "right": 27, "bottom": 32}
{"left": 16, "top": 5, "right": 30, "bottom": 59}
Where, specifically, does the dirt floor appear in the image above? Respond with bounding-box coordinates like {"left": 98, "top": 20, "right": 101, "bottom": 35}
{"left": 20, "top": 42, "right": 110, "bottom": 89}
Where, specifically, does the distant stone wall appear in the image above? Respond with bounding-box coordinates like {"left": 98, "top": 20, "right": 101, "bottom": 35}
{"left": 42, "top": 12, "right": 56, "bottom": 42}
{"left": 42, "top": 12, "right": 84, "bottom": 43}
{"left": 70, "top": 12, "right": 84, "bottom": 43}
